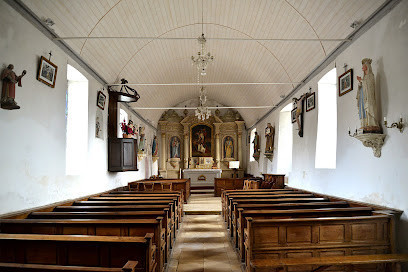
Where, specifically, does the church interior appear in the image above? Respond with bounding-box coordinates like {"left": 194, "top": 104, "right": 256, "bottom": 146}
{"left": 1, "top": 0, "right": 408, "bottom": 271}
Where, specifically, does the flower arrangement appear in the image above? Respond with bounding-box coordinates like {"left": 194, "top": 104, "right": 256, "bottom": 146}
{"left": 120, "top": 119, "right": 136, "bottom": 137}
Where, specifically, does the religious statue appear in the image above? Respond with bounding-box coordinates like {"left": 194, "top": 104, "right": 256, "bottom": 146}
{"left": 138, "top": 126, "right": 146, "bottom": 151}
{"left": 170, "top": 136, "right": 180, "bottom": 158}
{"left": 356, "top": 58, "right": 381, "bottom": 133}
{"left": 1, "top": 64, "right": 26, "bottom": 110}
{"left": 224, "top": 136, "right": 234, "bottom": 158}
{"left": 152, "top": 135, "right": 158, "bottom": 157}
{"left": 252, "top": 131, "right": 260, "bottom": 159}
{"left": 265, "top": 123, "right": 275, "bottom": 153}
{"left": 292, "top": 92, "right": 308, "bottom": 137}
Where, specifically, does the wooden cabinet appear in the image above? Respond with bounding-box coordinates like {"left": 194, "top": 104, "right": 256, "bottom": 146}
{"left": 108, "top": 138, "right": 138, "bottom": 172}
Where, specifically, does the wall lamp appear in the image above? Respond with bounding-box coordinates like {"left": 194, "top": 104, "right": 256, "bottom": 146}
{"left": 384, "top": 116, "right": 404, "bottom": 133}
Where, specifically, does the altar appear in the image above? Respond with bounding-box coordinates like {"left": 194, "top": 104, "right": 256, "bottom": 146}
{"left": 183, "top": 169, "right": 222, "bottom": 187}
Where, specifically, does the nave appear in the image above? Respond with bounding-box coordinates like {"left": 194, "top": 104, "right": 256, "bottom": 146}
{"left": 168, "top": 194, "right": 242, "bottom": 272}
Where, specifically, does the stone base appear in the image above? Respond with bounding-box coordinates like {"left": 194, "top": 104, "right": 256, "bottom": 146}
{"left": 354, "top": 133, "right": 386, "bottom": 158}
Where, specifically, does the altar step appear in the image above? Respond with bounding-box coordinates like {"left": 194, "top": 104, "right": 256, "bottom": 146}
{"left": 191, "top": 190, "right": 213, "bottom": 194}
{"left": 191, "top": 186, "right": 214, "bottom": 194}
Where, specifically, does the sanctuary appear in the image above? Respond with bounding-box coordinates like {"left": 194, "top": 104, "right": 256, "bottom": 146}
{"left": 158, "top": 109, "right": 245, "bottom": 182}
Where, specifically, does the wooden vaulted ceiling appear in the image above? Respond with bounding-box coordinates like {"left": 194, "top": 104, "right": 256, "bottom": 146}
{"left": 22, "top": 0, "right": 386, "bottom": 127}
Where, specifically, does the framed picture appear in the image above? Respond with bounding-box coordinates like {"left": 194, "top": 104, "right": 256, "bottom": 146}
{"left": 338, "top": 69, "right": 353, "bottom": 96}
{"left": 291, "top": 108, "right": 297, "bottom": 123}
{"left": 97, "top": 91, "right": 107, "bottom": 110}
{"left": 37, "top": 56, "right": 58, "bottom": 88}
{"left": 306, "top": 92, "right": 315, "bottom": 112}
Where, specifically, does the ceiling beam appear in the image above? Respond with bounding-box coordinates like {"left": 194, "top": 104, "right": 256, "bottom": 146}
{"left": 131, "top": 106, "right": 275, "bottom": 110}
{"left": 107, "top": 82, "right": 301, "bottom": 87}
{"left": 5, "top": 0, "right": 157, "bottom": 131}
{"left": 54, "top": 36, "right": 351, "bottom": 42}
{"left": 246, "top": 0, "right": 402, "bottom": 131}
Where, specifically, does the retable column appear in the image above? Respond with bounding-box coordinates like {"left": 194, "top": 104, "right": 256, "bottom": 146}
{"left": 235, "top": 121, "right": 245, "bottom": 167}
{"left": 184, "top": 132, "right": 189, "bottom": 169}
{"left": 214, "top": 123, "right": 221, "bottom": 168}
{"left": 161, "top": 132, "right": 166, "bottom": 171}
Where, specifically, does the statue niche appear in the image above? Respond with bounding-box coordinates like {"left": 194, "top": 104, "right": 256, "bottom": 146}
{"left": 191, "top": 124, "right": 213, "bottom": 157}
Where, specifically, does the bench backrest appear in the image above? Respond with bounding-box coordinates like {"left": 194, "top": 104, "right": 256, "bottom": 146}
{"left": 0, "top": 233, "right": 154, "bottom": 272}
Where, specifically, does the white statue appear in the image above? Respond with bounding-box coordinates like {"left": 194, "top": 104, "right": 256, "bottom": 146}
{"left": 356, "top": 58, "right": 380, "bottom": 132}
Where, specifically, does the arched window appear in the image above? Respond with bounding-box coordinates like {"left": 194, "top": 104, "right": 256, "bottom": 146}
{"left": 66, "top": 65, "right": 88, "bottom": 175}
{"left": 315, "top": 68, "right": 337, "bottom": 169}
{"left": 249, "top": 128, "right": 257, "bottom": 162}
{"left": 277, "top": 103, "right": 293, "bottom": 174}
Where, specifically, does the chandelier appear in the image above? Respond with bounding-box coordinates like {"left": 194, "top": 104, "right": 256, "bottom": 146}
{"left": 191, "top": 34, "right": 214, "bottom": 76}
{"left": 195, "top": 87, "right": 211, "bottom": 121}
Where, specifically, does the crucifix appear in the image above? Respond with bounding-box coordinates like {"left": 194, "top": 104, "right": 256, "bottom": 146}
{"left": 293, "top": 89, "right": 311, "bottom": 137}
{"left": 48, "top": 51, "right": 52, "bottom": 61}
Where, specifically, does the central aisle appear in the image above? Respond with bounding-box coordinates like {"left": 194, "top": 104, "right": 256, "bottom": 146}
{"left": 168, "top": 195, "right": 243, "bottom": 272}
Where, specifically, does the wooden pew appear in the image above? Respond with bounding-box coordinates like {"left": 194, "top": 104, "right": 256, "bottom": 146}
{"left": 227, "top": 197, "right": 330, "bottom": 231}
{"left": 221, "top": 190, "right": 299, "bottom": 220}
{"left": 0, "top": 261, "right": 138, "bottom": 272}
{"left": 27, "top": 210, "right": 174, "bottom": 250}
{"left": 87, "top": 196, "right": 181, "bottom": 233}
{"left": 244, "top": 215, "right": 394, "bottom": 272}
{"left": 236, "top": 207, "right": 374, "bottom": 261}
{"left": 250, "top": 254, "right": 408, "bottom": 272}
{"left": 225, "top": 194, "right": 316, "bottom": 228}
{"left": 128, "top": 179, "right": 190, "bottom": 203}
{"left": 0, "top": 218, "right": 165, "bottom": 272}
{"left": 0, "top": 233, "right": 155, "bottom": 272}
{"left": 94, "top": 195, "right": 182, "bottom": 228}
{"left": 107, "top": 191, "right": 184, "bottom": 205}
{"left": 221, "top": 189, "right": 297, "bottom": 211}
{"left": 72, "top": 201, "right": 178, "bottom": 232}
{"left": 229, "top": 201, "right": 349, "bottom": 247}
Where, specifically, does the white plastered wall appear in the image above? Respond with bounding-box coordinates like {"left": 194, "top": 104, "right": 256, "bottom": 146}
{"left": 0, "top": 2, "right": 157, "bottom": 215}
{"left": 247, "top": 0, "right": 408, "bottom": 254}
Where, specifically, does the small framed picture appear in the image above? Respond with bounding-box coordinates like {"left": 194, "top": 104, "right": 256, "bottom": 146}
{"left": 338, "top": 69, "right": 353, "bottom": 96}
{"left": 37, "top": 56, "right": 58, "bottom": 88}
{"left": 97, "top": 91, "right": 106, "bottom": 110}
{"left": 291, "top": 108, "right": 297, "bottom": 123}
{"left": 306, "top": 92, "right": 315, "bottom": 112}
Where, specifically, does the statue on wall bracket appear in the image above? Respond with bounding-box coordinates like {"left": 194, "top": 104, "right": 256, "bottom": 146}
{"left": 264, "top": 123, "right": 275, "bottom": 161}
{"left": 351, "top": 58, "right": 385, "bottom": 158}
{"left": 356, "top": 58, "right": 382, "bottom": 134}
{"left": 1, "top": 64, "right": 26, "bottom": 110}
{"left": 252, "top": 131, "right": 260, "bottom": 161}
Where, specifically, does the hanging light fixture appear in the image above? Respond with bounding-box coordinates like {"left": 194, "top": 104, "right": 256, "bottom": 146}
{"left": 195, "top": 87, "right": 211, "bottom": 121}
{"left": 191, "top": 0, "right": 214, "bottom": 76}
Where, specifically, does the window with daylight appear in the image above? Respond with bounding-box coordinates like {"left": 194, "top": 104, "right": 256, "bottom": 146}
{"left": 277, "top": 103, "right": 293, "bottom": 174}
{"left": 249, "top": 128, "right": 257, "bottom": 162}
{"left": 118, "top": 108, "right": 129, "bottom": 137}
{"left": 66, "top": 65, "right": 89, "bottom": 175}
{"left": 315, "top": 68, "right": 337, "bottom": 169}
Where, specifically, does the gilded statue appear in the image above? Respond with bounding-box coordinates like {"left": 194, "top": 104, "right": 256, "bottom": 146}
{"left": 356, "top": 58, "right": 381, "bottom": 133}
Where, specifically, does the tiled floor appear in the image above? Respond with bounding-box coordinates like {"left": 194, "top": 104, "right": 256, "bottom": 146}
{"left": 183, "top": 194, "right": 222, "bottom": 214}
{"left": 167, "top": 194, "right": 243, "bottom": 272}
